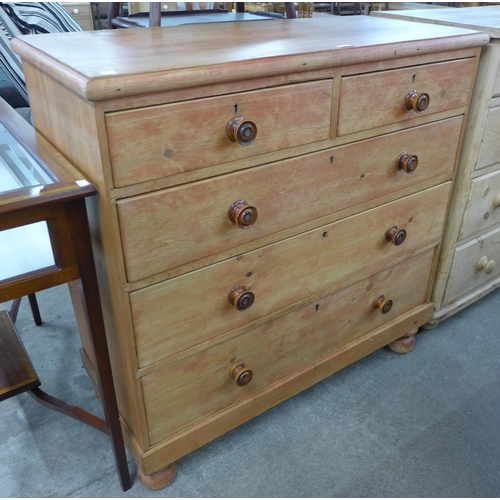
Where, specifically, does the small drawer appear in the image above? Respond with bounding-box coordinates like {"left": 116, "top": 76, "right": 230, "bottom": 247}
{"left": 62, "top": 2, "right": 91, "bottom": 17}
{"left": 337, "top": 58, "right": 475, "bottom": 136}
{"left": 142, "top": 249, "right": 434, "bottom": 446}
{"left": 444, "top": 226, "right": 500, "bottom": 304}
{"left": 118, "top": 117, "right": 462, "bottom": 282}
{"left": 74, "top": 18, "right": 93, "bottom": 31}
{"left": 106, "top": 80, "right": 333, "bottom": 188}
{"left": 131, "top": 183, "right": 450, "bottom": 368}
{"left": 475, "top": 104, "right": 500, "bottom": 171}
{"left": 459, "top": 169, "right": 500, "bottom": 240}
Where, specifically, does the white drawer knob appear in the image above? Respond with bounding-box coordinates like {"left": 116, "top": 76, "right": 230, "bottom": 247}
{"left": 477, "top": 256, "right": 495, "bottom": 274}
{"left": 73, "top": 8, "right": 79, "bottom": 14}
{"left": 493, "top": 194, "right": 500, "bottom": 209}
{"left": 163, "top": 4, "right": 169, "bottom": 9}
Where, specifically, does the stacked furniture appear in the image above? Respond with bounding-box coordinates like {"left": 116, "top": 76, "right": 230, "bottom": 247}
{"left": 12, "top": 16, "right": 487, "bottom": 488}
{"left": 372, "top": 6, "right": 500, "bottom": 327}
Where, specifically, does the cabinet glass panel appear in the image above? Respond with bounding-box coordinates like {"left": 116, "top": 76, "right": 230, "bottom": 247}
{"left": 0, "top": 221, "right": 55, "bottom": 282}
{"left": 0, "top": 123, "right": 56, "bottom": 194}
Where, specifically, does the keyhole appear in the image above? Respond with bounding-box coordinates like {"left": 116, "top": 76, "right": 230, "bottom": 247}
{"left": 412, "top": 74, "right": 416, "bottom": 83}
{"left": 234, "top": 104, "right": 239, "bottom": 113}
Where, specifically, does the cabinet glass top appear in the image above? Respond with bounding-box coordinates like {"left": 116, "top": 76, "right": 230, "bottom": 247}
{"left": 0, "top": 122, "right": 56, "bottom": 194}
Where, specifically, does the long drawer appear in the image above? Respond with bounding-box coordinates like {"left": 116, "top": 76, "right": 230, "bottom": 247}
{"left": 338, "top": 58, "right": 475, "bottom": 136}
{"left": 106, "top": 80, "right": 333, "bottom": 187}
{"left": 444, "top": 225, "right": 500, "bottom": 304}
{"left": 131, "top": 183, "right": 450, "bottom": 368}
{"left": 142, "top": 249, "right": 434, "bottom": 446}
{"left": 118, "top": 117, "right": 461, "bottom": 282}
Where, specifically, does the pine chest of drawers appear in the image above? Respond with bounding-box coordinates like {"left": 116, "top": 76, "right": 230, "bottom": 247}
{"left": 372, "top": 6, "right": 500, "bottom": 326}
{"left": 12, "top": 16, "right": 487, "bottom": 488}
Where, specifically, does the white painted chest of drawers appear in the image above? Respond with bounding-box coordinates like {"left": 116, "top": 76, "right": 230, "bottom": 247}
{"left": 372, "top": 6, "right": 500, "bottom": 326}
{"left": 12, "top": 16, "right": 486, "bottom": 487}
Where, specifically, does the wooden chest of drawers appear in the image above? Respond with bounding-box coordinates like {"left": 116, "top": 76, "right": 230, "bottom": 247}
{"left": 372, "top": 6, "right": 500, "bottom": 326}
{"left": 12, "top": 16, "right": 487, "bottom": 488}
{"left": 60, "top": 2, "right": 93, "bottom": 31}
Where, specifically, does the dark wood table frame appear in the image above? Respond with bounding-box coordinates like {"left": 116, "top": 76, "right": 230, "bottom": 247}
{"left": 0, "top": 100, "right": 131, "bottom": 491}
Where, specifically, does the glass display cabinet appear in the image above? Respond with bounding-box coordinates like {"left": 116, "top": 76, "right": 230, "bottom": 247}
{"left": 0, "top": 98, "right": 131, "bottom": 491}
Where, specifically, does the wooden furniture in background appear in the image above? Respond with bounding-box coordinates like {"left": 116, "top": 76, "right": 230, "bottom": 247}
{"left": 60, "top": 2, "right": 94, "bottom": 30}
{"left": 371, "top": 6, "right": 500, "bottom": 326}
{"left": 12, "top": 16, "right": 486, "bottom": 489}
{"left": 108, "top": 1, "right": 296, "bottom": 28}
{"left": 0, "top": 99, "right": 130, "bottom": 491}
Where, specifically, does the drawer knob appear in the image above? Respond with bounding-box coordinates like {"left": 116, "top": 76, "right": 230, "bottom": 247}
{"left": 477, "top": 256, "right": 496, "bottom": 274}
{"left": 226, "top": 117, "right": 257, "bottom": 146}
{"left": 386, "top": 225, "right": 407, "bottom": 246}
{"left": 228, "top": 200, "right": 258, "bottom": 229}
{"left": 493, "top": 195, "right": 500, "bottom": 209}
{"left": 373, "top": 295, "right": 393, "bottom": 314}
{"left": 230, "top": 362, "right": 253, "bottom": 386}
{"left": 397, "top": 152, "right": 418, "bottom": 173}
{"left": 405, "top": 90, "right": 430, "bottom": 114}
{"left": 73, "top": 8, "right": 79, "bottom": 14}
{"left": 228, "top": 285, "right": 255, "bottom": 311}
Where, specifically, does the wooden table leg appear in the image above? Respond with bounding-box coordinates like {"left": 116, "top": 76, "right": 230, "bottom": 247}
{"left": 67, "top": 199, "right": 131, "bottom": 492}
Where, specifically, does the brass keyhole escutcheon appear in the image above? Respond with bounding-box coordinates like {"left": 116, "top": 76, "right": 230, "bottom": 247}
{"left": 386, "top": 225, "right": 407, "bottom": 246}
{"left": 373, "top": 295, "right": 393, "bottom": 314}
{"left": 405, "top": 90, "right": 430, "bottom": 113}
{"left": 229, "top": 362, "right": 253, "bottom": 386}
{"left": 226, "top": 117, "right": 257, "bottom": 146}
{"left": 228, "top": 200, "right": 258, "bottom": 229}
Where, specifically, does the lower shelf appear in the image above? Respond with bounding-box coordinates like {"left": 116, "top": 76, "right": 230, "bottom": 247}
{"left": 0, "top": 309, "right": 40, "bottom": 402}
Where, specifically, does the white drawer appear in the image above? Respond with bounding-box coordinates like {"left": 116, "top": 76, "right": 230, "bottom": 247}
{"left": 459, "top": 169, "right": 500, "bottom": 240}
{"left": 444, "top": 226, "right": 500, "bottom": 304}
{"left": 476, "top": 104, "right": 500, "bottom": 171}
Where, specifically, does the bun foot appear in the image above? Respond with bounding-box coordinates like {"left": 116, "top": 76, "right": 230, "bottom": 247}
{"left": 420, "top": 320, "right": 439, "bottom": 331}
{"left": 137, "top": 462, "right": 177, "bottom": 490}
{"left": 388, "top": 328, "right": 418, "bottom": 354}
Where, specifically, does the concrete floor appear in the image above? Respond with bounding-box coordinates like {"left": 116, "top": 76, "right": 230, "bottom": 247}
{"left": 1, "top": 284, "right": 499, "bottom": 497}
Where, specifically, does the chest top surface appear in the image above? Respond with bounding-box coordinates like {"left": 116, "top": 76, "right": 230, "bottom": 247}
{"left": 372, "top": 6, "right": 500, "bottom": 39}
{"left": 11, "top": 15, "right": 488, "bottom": 101}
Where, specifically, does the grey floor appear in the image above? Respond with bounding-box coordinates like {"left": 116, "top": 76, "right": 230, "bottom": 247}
{"left": 1, "top": 284, "right": 499, "bottom": 497}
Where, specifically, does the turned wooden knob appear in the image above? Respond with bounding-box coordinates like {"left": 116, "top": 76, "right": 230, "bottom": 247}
{"left": 476, "top": 256, "right": 495, "bottom": 274}
{"left": 228, "top": 285, "right": 255, "bottom": 311}
{"left": 229, "top": 362, "right": 253, "bottom": 386}
{"left": 226, "top": 117, "right": 257, "bottom": 146}
{"left": 228, "top": 200, "right": 258, "bottom": 229}
{"left": 405, "top": 90, "right": 430, "bottom": 113}
{"left": 397, "top": 152, "right": 418, "bottom": 173}
{"left": 373, "top": 295, "right": 393, "bottom": 314}
{"left": 493, "top": 194, "right": 500, "bottom": 209}
{"left": 385, "top": 225, "right": 407, "bottom": 246}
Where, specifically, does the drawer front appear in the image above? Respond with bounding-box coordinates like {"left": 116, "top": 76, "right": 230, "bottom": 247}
{"left": 142, "top": 249, "right": 434, "bottom": 445}
{"left": 493, "top": 62, "right": 500, "bottom": 98}
{"left": 131, "top": 183, "right": 450, "bottom": 368}
{"left": 475, "top": 105, "right": 500, "bottom": 171}
{"left": 106, "top": 80, "right": 333, "bottom": 188}
{"left": 338, "top": 58, "right": 475, "bottom": 136}
{"left": 74, "top": 18, "right": 93, "bottom": 31}
{"left": 62, "top": 2, "right": 91, "bottom": 17}
{"left": 444, "top": 226, "right": 500, "bottom": 304}
{"left": 118, "top": 117, "right": 462, "bottom": 282}
{"left": 459, "top": 169, "right": 500, "bottom": 240}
